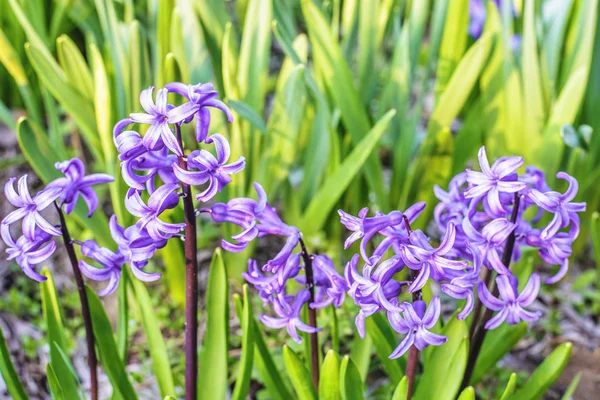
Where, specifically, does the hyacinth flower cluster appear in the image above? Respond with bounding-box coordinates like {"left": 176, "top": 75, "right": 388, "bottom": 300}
{"left": 203, "top": 183, "right": 348, "bottom": 344}
{"left": 338, "top": 146, "right": 585, "bottom": 364}
{"left": 339, "top": 202, "right": 457, "bottom": 359}
{"left": 1, "top": 158, "right": 114, "bottom": 399}
{"left": 1, "top": 159, "right": 113, "bottom": 281}
{"left": 74, "top": 83, "right": 242, "bottom": 296}
{"left": 435, "top": 146, "right": 585, "bottom": 328}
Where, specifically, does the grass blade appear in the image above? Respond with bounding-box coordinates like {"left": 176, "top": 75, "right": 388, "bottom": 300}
{"left": 0, "top": 325, "right": 28, "bottom": 400}
{"left": 231, "top": 285, "right": 255, "bottom": 400}
{"left": 198, "top": 248, "right": 229, "bottom": 399}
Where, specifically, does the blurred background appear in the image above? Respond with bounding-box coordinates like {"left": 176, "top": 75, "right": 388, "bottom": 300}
{"left": 0, "top": 0, "right": 599, "bottom": 398}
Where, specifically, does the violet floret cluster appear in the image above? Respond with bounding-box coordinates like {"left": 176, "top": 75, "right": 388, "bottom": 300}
{"left": 1, "top": 160, "right": 114, "bottom": 281}
{"left": 339, "top": 146, "right": 585, "bottom": 358}
{"left": 434, "top": 146, "right": 585, "bottom": 327}
{"left": 207, "top": 183, "right": 347, "bottom": 343}
{"left": 77, "top": 82, "right": 242, "bottom": 295}
{"left": 340, "top": 204, "right": 455, "bottom": 358}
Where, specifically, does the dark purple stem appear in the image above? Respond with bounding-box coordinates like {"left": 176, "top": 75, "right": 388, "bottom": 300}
{"left": 54, "top": 203, "right": 98, "bottom": 400}
{"left": 403, "top": 216, "right": 420, "bottom": 400}
{"left": 299, "top": 236, "right": 320, "bottom": 390}
{"left": 177, "top": 125, "right": 199, "bottom": 400}
{"left": 460, "top": 193, "right": 521, "bottom": 390}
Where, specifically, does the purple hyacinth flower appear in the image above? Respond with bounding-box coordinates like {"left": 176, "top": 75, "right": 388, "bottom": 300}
{"left": 121, "top": 147, "right": 178, "bottom": 193}
{"left": 434, "top": 172, "right": 468, "bottom": 233}
{"left": 527, "top": 172, "right": 586, "bottom": 240}
{"left": 46, "top": 158, "right": 114, "bottom": 216}
{"left": 125, "top": 185, "right": 185, "bottom": 240}
{"left": 114, "top": 129, "right": 147, "bottom": 161}
{"left": 372, "top": 202, "right": 426, "bottom": 259}
{"left": 108, "top": 215, "right": 166, "bottom": 270}
{"left": 338, "top": 208, "right": 404, "bottom": 264}
{"left": 345, "top": 254, "right": 405, "bottom": 313}
{"left": 468, "top": 0, "right": 487, "bottom": 38}
{"left": 78, "top": 240, "right": 124, "bottom": 296}
{"left": 478, "top": 273, "right": 542, "bottom": 329}
{"left": 307, "top": 255, "right": 348, "bottom": 309}
{"left": 129, "top": 87, "right": 183, "bottom": 156}
{"left": 462, "top": 217, "right": 516, "bottom": 275}
{"left": 202, "top": 183, "right": 266, "bottom": 252}
{"left": 387, "top": 296, "right": 447, "bottom": 359}
{"left": 465, "top": 146, "right": 527, "bottom": 215}
{"left": 3, "top": 176, "right": 62, "bottom": 240}
{"left": 172, "top": 134, "right": 245, "bottom": 201}
{"left": 2, "top": 225, "right": 55, "bottom": 282}
{"left": 526, "top": 220, "right": 578, "bottom": 284}
{"left": 345, "top": 254, "right": 406, "bottom": 337}
{"left": 440, "top": 244, "right": 483, "bottom": 319}
{"left": 243, "top": 255, "right": 301, "bottom": 303}
{"left": 165, "top": 82, "right": 234, "bottom": 143}
{"left": 399, "top": 223, "right": 468, "bottom": 292}
{"left": 259, "top": 290, "right": 322, "bottom": 343}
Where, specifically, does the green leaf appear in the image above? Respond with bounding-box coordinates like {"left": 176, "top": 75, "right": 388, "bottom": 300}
{"left": 300, "top": 110, "right": 396, "bottom": 235}
{"left": 15, "top": 118, "right": 112, "bottom": 245}
{"left": 471, "top": 323, "right": 527, "bottom": 384}
{"left": 509, "top": 342, "right": 573, "bottom": 400}
{"left": 522, "top": 0, "right": 546, "bottom": 143}
{"left": 414, "top": 317, "right": 468, "bottom": 400}
{"left": 259, "top": 62, "right": 307, "bottom": 194}
{"left": 561, "top": 372, "right": 581, "bottom": 400}
{"left": 227, "top": 99, "right": 267, "bottom": 134}
{"left": 253, "top": 320, "right": 293, "bottom": 400}
{"left": 282, "top": 346, "right": 317, "bottom": 400}
{"left": 24, "top": 44, "right": 102, "bottom": 162}
{"left": 46, "top": 364, "right": 65, "bottom": 400}
{"left": 198, "top": 248, "right": 229, "bottom": 400}
{"left": 349, "top": 333, "right": 372, "bottom": 382}
{"left": 301, "top": 0, "right": 386, "bottom": 207}
{"left": 231, "top": 285, "right": 255, "bottom": 400}
{"left": 391, "top": 376, "right": 409, "bottom": 400}
{"left": 499, "top": 373, "right": 517, "bottom": 400}
{"left": 56, "top": 35, "right": 94, "bottom": 100}
{"left": 457, "top": 387, "right": 475, "bottom": 400}
{"left": 435, "top": 0, "right": 469, "bottom": 99}
{"left": 237, "top": 0, "right": 272, "bottom": 112}
{"left": 405, "top": 32, "right": 493, "bottom": 214}
{"left": 319, "top": 351, "right": 341, "bottom": 400}
{"left": 130, "top": 278, "right": 175, "bottom": 398}
{"left": 86, "top": 287, "right": 138, "bottom": 399}
{"left": 40, "top": 269, "right": 80, "bottom": 399}
{"left": 0, "top": 325, "right": 28, "bottom": 400}
{"left": 365, "top": 312, "right": 404, "bottom": 384}
{"left": 340, "top": 355, "right": 364, "bottom": 400}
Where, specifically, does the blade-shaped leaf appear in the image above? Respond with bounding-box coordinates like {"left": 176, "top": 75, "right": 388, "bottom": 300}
{"left": 198, "top": 248, "right": 229, "bottom": 399}
{"left": 457, "top": 387, "right": 475, "bottom": 400}
{"left": 46, "top": 363, "right": 65, "bottom": 400}
{"left": 300, "top": 110, "right": 396, "bottom": 235}
{"left": 130, "top": 278, "right": 175, "bottom": 397}
{"left": 365, "top": 312, "right": 404, "bottom": 384}
{"left": 319, "top": 350, "right": 341, "bottom": 400}
{"left": 471, "top": 322, "right": 527, "bottom": 384}
{"left": 86, "top": 287, "right": 138, "bottom": 399}
{"left": 392, "top": 376, "right": 409, "bottom": 400}
{"left": 301, "top": 0, "right": 386, "bottom": 207}
{"left": 509, "top": 342, "right": 572, "bottom": 400}
{"left": 340, "top": 355, "right": 364, "bottom": 400}
{"left": 414, "top": 317, "right": 468, "bottom": 400}
{"left": 499, "top": 373, "right": 517, "bottom": 400}
{"left": 41, "top": 269, "right": 80, "bottom": 399}
{"left": 283, "top": 346, "right": 317, "bottom": 400}
{"left": 0, "top": 325, "right": 28, "bottom": 400}
{"left": 231, "top": 285, "right": 255, "bottom": 400}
